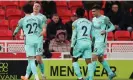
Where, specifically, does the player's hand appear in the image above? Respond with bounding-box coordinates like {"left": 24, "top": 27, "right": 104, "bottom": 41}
{"left": 101, "top": 30, "right": 106, "bottom": 35}
{"left": 70, "top": 47, "right": 73, "bottom": 56}
{"left": 40, "top": 31, "right": 45, "bottom": 37}
{"left": 20, "top": 35, "right": 24, "bottom": 39}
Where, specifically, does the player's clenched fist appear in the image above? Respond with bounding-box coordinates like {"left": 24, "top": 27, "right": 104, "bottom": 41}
{"left": 40, "top": 31, "right": 45, "bottom": 36}
{"left": 20, "top": 35, "right": 24, "bottom": 39}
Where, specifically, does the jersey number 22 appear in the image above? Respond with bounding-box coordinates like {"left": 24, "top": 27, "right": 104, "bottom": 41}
{"left": 26, "top": 23, "right": 38, "bottom": 34}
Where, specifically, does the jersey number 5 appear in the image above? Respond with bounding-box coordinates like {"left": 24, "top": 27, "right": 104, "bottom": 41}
{"left": 26, "top": 23, "right": 38, "bottom": 34}
{"left": 82, "top": 26, "right": 87, "bottom": 36}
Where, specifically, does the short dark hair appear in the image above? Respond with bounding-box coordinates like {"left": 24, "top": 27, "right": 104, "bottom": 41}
{"left": 34, "top": 1, "right": 41, "bottom": 4}
{"left": 52, "top": 14, "right": 59, "bottom": 17}
{"left": 92, "top": 4, "right": 101, "bottom": 10}
{"left": 23, "top": 3, "right": 33, "bottom": 14}
{"left": 76, "top": 7, "right": 85, "bottom": 17}
{"left": 112, "top": 3, "right": 119, "bottom": 7}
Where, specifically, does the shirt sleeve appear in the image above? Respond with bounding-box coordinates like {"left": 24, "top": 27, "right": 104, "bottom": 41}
{"left": 71, "top": 22, "right": 77, "bottom": 47}
{"left": 105, "top": 17, "right": 115, "bottom": 32}
{"left": 13, "top": 19, "right": 22, "bottom": 36}
{"left": 42, "top": 15, "right": 47, "bottom": 28}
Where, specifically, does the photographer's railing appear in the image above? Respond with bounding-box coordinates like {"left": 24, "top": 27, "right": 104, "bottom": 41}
{"left": 0, "top": 40, "right": 133, "bottom": 59}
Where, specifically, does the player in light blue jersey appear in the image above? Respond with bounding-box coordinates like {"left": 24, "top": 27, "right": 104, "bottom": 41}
{"left": 70, "top": 8, "right": 94, "bottom": 80}
{"left": 91, "top": 4, "right": 116, "bottom": 80}
{"left": 13, "top": 3, "right": 40, "bottom": 80}
{"left": 20, "top": 2, "right": 47, "bottom": 80}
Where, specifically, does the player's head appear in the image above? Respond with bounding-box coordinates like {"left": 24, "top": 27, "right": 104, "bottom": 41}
{"left": 76, "top": 7, "right": 85, "bottom": 18}
{"left": 23, "top": 3, "right": 33, "bottom": 14}
{"left": 33, "top": 1, "right": 41, "bottom": 13}
{"left": 92, "top": 4, "right": 101, "bottom": 17}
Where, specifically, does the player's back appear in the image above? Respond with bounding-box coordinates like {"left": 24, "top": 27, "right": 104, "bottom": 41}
{"left": 21, "top": 15, "right": 42, "bottom": 44}
{"left": 72, "top": 18, "right": 92, "bottom": 57}
{"left": 73, "top": 18, "right": 92, "bottom": 41}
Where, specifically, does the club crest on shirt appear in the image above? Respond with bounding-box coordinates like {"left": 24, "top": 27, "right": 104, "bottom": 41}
{"left": 98, "top": 21, "right": 102, "bottom": 24}
{"left": 72, "top": 26, "right": 75, "bottom": 30}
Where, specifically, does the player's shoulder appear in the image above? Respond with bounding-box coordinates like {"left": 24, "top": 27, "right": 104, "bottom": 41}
{"left": 18, "top": 17, "right": 24, "bottom": 23}
{"left": 39, "top": 13, "right": 47, "bottom": 19}
{"left": 72, "top": 18, "right": 81, "bottom": 27}
{"left": 19, "top": 18, "right": 24, "bottom": 21}
{"left": 83, "top": 18, "right": 91, "bottom": 23}
{"left": 29, "top": 15, "right": 38, "bottom": 20}
{"left": 73, "top": 18, "right": 84, "bottom": 23}
{"left": 26, "top": 15, "right": 40, "bottom": 23}
{"left": 93, "top": 15, "right": 109, "bottom": 23}
{"left": 78, "top": 18, "right": 91, "bottom": 24}
{"left": 92, "top": 17, "right": 97, "bottom": 22}
{"left": 38, "top": 13, "right": 45, "bottom": 16}
{"left": 72, "top": 19, "right": 78, "bottom": 27}
{"left": 31, "top": 13, "right": 46, "bottom": 18}
{"left": 101, "top": 15, "right": 109, "bottom": 20}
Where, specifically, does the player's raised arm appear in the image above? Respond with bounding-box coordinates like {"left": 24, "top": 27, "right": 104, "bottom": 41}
{"left": 105, "top": 17, "right": 115, "bottom": 32}
{"left": 13, "top": 19, "right": 22, "bottom": 36}
{"left": 71, "top": 22, "right": 77, "bottom": 48}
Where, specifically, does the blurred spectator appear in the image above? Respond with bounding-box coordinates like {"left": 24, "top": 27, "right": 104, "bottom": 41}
{"left": 121, "top": 1, "right": 133, "bottom": 11}
{"left": 49, "top": 30, "right": 70, "bottom": 52}
{"left": 41, "top": 1, "right": 57, "bottom": 18}
{"left": 106, "top": 3, "right": 124, "bottom": 31}
{"left": 122, "top": 9, "right": 132, "bottom": 31}
{"left": 129, "top": 10, "right": 133, "bottom": 32}
{"left": 121, "top": 1, "right": 133, "bottom": 32}
{"left": 44, "top": 14, "right": 65, "bottom": 57}
{"left": 47, "top": 14, "right": 65, "bottom": 40}
{"left": 65, "top": 13, "right": 77, "bottom": 41}
{"left": 104, "top": 1, "right": 121, "bottom": 15}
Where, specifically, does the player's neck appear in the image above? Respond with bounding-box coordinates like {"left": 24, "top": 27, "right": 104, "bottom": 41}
{"left": 78, "top": 16, "right": 83, "bottom": 18}
{"left": 25, "top": 14, "right": 30, "bottom": 16}
{"left": 96, "top": 14, "right": 101, "bottom": 18}
{"left": 33, "top": 12, "right": 39, "bottom": 15}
